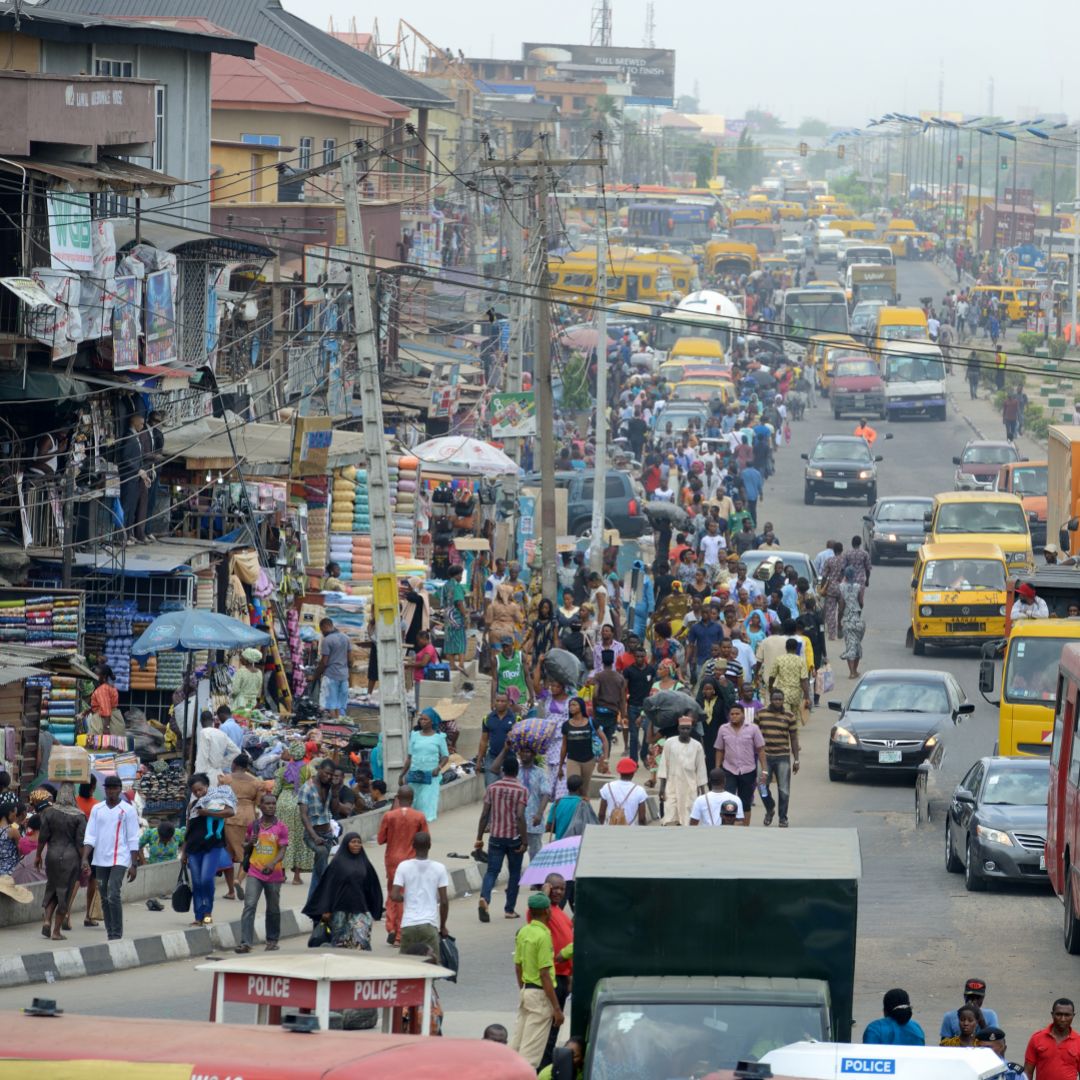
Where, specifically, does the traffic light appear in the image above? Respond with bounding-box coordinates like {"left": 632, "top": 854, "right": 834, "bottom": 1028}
{"left": 956, "top": 154, "right": 964, "bottom": 168}
{"left": 837, "top": 144, "right": 845, "bottom": 159}
{"left": 799, "top": 142, "right": 808, "bottom": 157}
{"left": 1000, "top": 156, "right": 1009, "bottom": 171}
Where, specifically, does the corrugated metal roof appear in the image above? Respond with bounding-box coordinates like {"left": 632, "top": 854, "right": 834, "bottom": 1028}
{"left": 0, "top": 156, "right": 186, "bottom": 196}
{"left": 0, "top": 665, "right": 46, "bottom": 687}
{"left": 49, "top": 0, "right": 451, "bottom": 108}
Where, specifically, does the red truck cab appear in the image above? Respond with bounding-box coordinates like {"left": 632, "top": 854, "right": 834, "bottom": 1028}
{"left": 830, "top": 354, "right": 886, "bottom": 420}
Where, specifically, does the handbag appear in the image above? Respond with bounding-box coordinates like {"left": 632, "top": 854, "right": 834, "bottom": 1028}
{"left": 307, "top": 920, "right": 333, "bottom": 948}
{"left": 170, "top": 865, "right": 192, "bottom": 914}
{"left": 406, "top": 768, "right": 433, "bottom": 785}
{"left": 439, "top": 934, "right": 460, "bottom": 983}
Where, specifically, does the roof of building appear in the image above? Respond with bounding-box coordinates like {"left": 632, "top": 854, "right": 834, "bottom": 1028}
{"left": 47, "top": 0, "right": 451, "bottom": 108}
{"left": 0, "top": 1, "right": 254, "bottom": 56}
{"left": 212, "top": 45, "right": 408, "bottom": 123}
{"left": 477, "top": 98, "right": 559, "bottom": 122}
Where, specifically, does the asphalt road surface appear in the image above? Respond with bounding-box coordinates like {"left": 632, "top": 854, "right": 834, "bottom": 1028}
{"left": 0, "top": 255, "right": 1072, "bottom": 1050}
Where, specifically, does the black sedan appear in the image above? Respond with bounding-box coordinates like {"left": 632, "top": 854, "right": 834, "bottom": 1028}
{"left": 862, "top": 496, "right": 934, "bottom": 563}
{"left": 828, "top": 669, "right": 974, "bottom": 781}
{"left": 802, "top": 434, "right": 888, "bottom": 507}
{"left": 945, "top": 756, "right": 1050, "bottom": 892}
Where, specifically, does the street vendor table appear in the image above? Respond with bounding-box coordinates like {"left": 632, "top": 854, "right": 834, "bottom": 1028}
{"left": 198, "top": 952, "right": 453, "bottom": 1035}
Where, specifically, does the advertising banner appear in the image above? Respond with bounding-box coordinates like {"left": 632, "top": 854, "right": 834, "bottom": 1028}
{"left": 490, "top": 392, "right": 536, "bottom": 437}
{"left": 522, "top": 43, "right": 675, "bottom": 105}
{"left": 47, "top": 192, "right": 94, "bottom": 272}
{"left": 111, "top": 275, "right": 141, "bottom": 370}
{"left": 144, "top": 269, "right": 176, "bottom": 365}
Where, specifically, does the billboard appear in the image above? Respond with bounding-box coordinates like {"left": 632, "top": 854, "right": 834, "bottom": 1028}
{"left": 523, "top": 43, "right": 675, "bottom": 106}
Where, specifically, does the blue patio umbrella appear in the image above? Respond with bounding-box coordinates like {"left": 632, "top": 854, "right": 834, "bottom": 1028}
{"left": 131, "top": 609, "right": 270, "bottom": 661}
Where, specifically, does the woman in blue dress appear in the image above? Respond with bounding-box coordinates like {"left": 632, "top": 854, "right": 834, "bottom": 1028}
{"left": 399, "top": 710, "right": 449, "bottom": 822}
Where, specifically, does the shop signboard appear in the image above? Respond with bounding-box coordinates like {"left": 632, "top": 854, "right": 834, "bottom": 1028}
{"left": 490, "top": 392, "right": 536, "bottom": 437}
{"left": 111, "top": 275, "right": 141, "bottom": 371}
{"left": 144, "top": 269, "right": 176, "bottom": 365}
{"left": 522, "top": 43, "right": 676, "bottom": 105}
{"left": 47, "top": 192, "right": 94, "bottom": 272}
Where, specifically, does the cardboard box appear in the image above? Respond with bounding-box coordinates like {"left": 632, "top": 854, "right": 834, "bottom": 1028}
{"left": 48, "top": 745, "right": 91, "bottom": 784}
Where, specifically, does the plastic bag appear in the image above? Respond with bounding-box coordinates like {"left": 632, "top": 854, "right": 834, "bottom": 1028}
{"left": 542, "top": 648, "right": 586, "bottom": 690}
{"left": 560, "top": 796, "right": 600, "bottom": 838}
{"left": 643, "top": 690, "right": 702, "bottom": 733}
{"left": 439, "top": 934, "right": 460, "bottom": 983}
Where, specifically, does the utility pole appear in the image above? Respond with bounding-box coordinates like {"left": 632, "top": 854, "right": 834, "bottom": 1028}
{"left": 1072, "top": 126, "right": 1079, "bottom": 342}
{"left": 589, "top": 135, "right": 609, "bottom": 573}
{"left": 341, "top": 150, "right": 410, "bottom": 771}
{"left": 481, "top": 143, "right": 606, "bottom": 602}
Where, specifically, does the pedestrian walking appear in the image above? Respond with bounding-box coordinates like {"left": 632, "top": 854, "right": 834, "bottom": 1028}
{"left": 535, "top": 873, "right": 573, "bottom": 1069}
{"left": 940, "top": 1005, "right": 981, "bottom": 1047}
{"left": 974, "top": 1026, "right": 1024, "bottom": 1075}
{"left": 298, "top": 758, "right": 336, "bottom": 901}
{"left": 994, "top": 344, "right": 1006, "bottom": 390}
{"left": 1024, "top": 997, "right": 1080, "bottom": 1078}
{"left": 941, "top": 978, "right": 998, "bottom": 1039}
{"left": 36, "top": 782, "right": 86, "bottom": 941}
{"left": 377, "top": 785, "right": 428, "bottom": 946}
{"left": 81, "top": 775, "right": 140, "bottom": 940}
{"left": 475, "top": 754, "right": 528, "bottom": 922}
{"left": 236, "top": 792, "right": 288, "bottom": 953}
{"left": 713, "top": 703, "right": 766, "bottom": 826}
{"left": 518, "top": 745, "right": 550, "bottom": 859}
{"left": 863, "top": 988, "right": 925, "bottom": 1046}
{"left": 756, "top": 688, "right": 800, "bottom": 828}
{"left": 820, "top": 541, "right": 845, "bottom": 640}
{"left": 510, "top": 892, "right": 564, "bottom": 1068}
{"left": 766, "top": 637, "right": 812, "bottom": 721}
{"left": 400, "top": 709, "right": 450, "bottom": 822}
{"left": 837, "top": 566, "right": 866, "bottom": 679}
{"left": 390, "top": 831, "right": 449, "bottom": 954}
{"left": 477, "top": 692, "right": 517, "bottom": 788}
{"left": 597, "top": 758, "right": 649, "bottom": 826}
{"left": 657, "top": 716, "right": 707, "bottom": 826}
{"left": 302, "top": 833, "right": 383, "bottom": 950}
{"left": 1003, "top": 386, "right": 1022, "bottom": 441}
{"left": 179, "top": 774, "right": 236, "bottom": 929}
{"left": 689, "top": 768, "right": 744, "bottom": 825}
{"left": 966, "top": 350, "right": 980, "bottom": 399}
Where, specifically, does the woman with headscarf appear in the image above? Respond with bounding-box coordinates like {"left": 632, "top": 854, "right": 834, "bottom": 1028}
{"left": 35, "top": 782, "right": 85, "bottom": 940}
{"left": 820, "top": 541, "right": 845, "bottom": 641}
{"left": 837, "top": 564, "right": 867, "bottom": 679}
{"left": 180, "top": 773, "right": 236, "bottom": 927}
{"left": 399, "top": 709, "right": 449, "bottom": 823}
{"left": 273, "top": 742, "right": 314, "bottom": 886}
{"left": 222, "top": 753, "right": 264, "bottom": 898}
{"left": 302, "top": 833, "right": 384, "bottom": 950}
{"left": 0, "top": 791, "right": 20, "bottom": 877}
{"left": 88, "top": 665, "right": 123, "bottom": 738}
{"left": 523, "top": 598, "right": 560, "bottom": 696}
{"left": 487, "top": 580, "right": 525, "bottom": 649}
{"left": 400, "top": 576, "right": 431, "bottom": 649}
{"left": 230, "top": 649, "right": 264, "bottom": 713}
{"left": 442, "top": 564, "right": 469, "bottom": 675}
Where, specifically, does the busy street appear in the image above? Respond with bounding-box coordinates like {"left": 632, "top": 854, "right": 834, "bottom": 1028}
{"left": 6, "top": 1, "right": 1080, "bottom": 1077}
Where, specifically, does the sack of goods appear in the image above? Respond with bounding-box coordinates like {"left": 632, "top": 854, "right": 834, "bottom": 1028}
{"left": 541, "top": 648, "right": 586, "bottom": 691}
{"left": 643, "top": 690, "right": 702, "bottom": 732}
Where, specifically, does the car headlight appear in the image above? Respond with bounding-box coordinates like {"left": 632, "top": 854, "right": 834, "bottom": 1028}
{"left": 920, "top": 605, "right": 932, "bottom": 616}
{"left": 858, "top": 469, "right": 874, "bottom": 480}
{"left": 999, "top": 605, "right": 1006, "bottom": 615}
{"left": 1008, "top": 552, "right": 1027, "bottom": 564}
{"left": 976, "top": 824, "right": 1013, "bottom": 847}
{"left": 924, "top": 734, "right": 939, "bottom": 749}
{"left": 831, "top": 725, "right": 857, "bottom": 746}
{"left": 882, "top": 532, "right": 897, "bottom": 542}
{"left": 807, "top": 468, "right": 824, "bottom": 478}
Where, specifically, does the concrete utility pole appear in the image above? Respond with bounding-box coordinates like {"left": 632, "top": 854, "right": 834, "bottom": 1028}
{"left": 341, "top": 149, "right": 409, "bottom": 771}
{"left": 1072, "top": 127, "right": 1079, "bottom": 343}
{"left": 481, "top": 141, "right": 606, "bottom": 601}
{"left": 589, "top": 139, "right": 609, "bottom": 574}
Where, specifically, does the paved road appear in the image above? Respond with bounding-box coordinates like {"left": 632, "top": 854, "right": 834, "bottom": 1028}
{"left": 4, "top": 255, "right": 1073, "bottom": 1048}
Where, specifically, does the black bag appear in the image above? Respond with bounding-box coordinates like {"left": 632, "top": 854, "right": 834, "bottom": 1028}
{"left": 170, "top": 865, "right": 192, "bottom": 914}
{"left": 307, "top": 920, "right": 333, "bottom": 948}
{"left": 439, "top": 934, "right": 460, "bottom": 983}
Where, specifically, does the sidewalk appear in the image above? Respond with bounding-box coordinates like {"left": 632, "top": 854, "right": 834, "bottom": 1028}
{"left": 0, "top": 793, "right": 508, "bottom": 988}
{"left": 945, "top": 362, "right": 1045, "bottom": 460}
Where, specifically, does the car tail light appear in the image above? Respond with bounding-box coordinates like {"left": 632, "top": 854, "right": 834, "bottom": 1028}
{"left": 628, "top": 499, "right": 638, "bottom": 516}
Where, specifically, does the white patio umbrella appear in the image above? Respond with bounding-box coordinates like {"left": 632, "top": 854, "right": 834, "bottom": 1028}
{"left": 411, "top": 436, "right": 518, "bottom": 476}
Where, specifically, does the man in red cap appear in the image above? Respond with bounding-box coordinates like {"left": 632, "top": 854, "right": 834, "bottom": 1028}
{"left": 1011, "top": 581, "right": 1049, "bottom": 620}
{"left": 597, "top": 758, "right": 649, "bottom": 826}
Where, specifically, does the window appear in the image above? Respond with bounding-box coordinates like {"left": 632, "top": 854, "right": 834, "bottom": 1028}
{"left": 153, "top": 85, "right": 166, "bottom": 171}
{"left": 240, "top": 134, "right": 282, "bottom": 146}
{"left": 322, "top": 138, "right": 337, "bottom": 164}
{"left": 94, "top": 58, "right": 133, "bottom": 78}
{"left": 298, "top": 136, "right": 313, "bottom": 171}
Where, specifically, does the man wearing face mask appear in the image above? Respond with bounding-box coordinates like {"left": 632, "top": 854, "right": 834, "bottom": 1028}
{"left": 657, "top": 715, "right": 707, "bottom": 826}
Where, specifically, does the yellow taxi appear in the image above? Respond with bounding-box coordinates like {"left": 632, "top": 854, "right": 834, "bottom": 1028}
{"left": 925, "top": 491, "right": 1035, "bottom": 572}
{"left": 909, "top": 541, "right": 1007, "bottom": 654}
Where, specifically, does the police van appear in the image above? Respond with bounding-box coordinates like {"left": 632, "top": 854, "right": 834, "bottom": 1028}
{"left": 761, "top": 1042, "right": 1010, "bottom": 1079}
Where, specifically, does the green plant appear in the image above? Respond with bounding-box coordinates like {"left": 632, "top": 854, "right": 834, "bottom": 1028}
{"left": 1016, "top": 332, "right": 1041, "bottom": 356}
{"left": 992, "top": 390, "right": 1006, "bottom": 411}
{"left": 1024, "top": 402, "right": 1045, "bottom": 426}
{"left": 559, "top": 351, "right": 593, "bottom": 413}
{"left": 1050, "top": 336, "right": 1068, "bottom": 360}
{"left": 1028, "top": 415, "right": 1051, "bottom": 440}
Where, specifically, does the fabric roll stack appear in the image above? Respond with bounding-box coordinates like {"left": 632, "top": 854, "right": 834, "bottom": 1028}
{"left": 104, "top": 600, "right": 137, "bottom": 692}
{"left": 129, "top": 655, "right": 157, "bottom": 690}
{"left": 24, "top": 595, "right": 54, "bottom": 647}
{"left": 155, "top": 651, "right": 185, "bottom": 690}
{"left": 0, "top": 598, "right": 26, "bottom": 644}
{"left": 44, "top": 675, "right": 78, "bottom": 745}
{"left": 392, "top": 454, "right": 419, "bottom": 560}
{"left": 306, "top": 479, "right": 328, "bottom": 582}
{"left": 51, "top": 596, "right": 80, "bottom": 650}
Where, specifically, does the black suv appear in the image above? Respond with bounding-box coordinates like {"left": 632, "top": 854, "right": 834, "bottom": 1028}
{"left": 802, "top": 435, "right": 884, "bottom": 506}
{"left": 523, "top": 470, "right": 647, "bottom": 538}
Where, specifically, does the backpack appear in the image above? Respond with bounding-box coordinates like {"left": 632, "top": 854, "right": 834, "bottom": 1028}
{"left": 607, "top": 783, "right": 635, "bottom": 826}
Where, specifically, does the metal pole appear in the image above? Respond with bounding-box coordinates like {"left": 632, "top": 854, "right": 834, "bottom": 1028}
{"left": 340, "top": 149, "right": 410, "bottom": 771}
{"left": 977, "top": 131, "right": 984, "bottom": 254}
{"left": 1071, "top": 127, "right": 1079, "bottom": 342}
{"left": 1048, "top": 145, "right": 1057, "bottom": 344}
{"left": 534, "top": 143, "right": 558, "bottom": 604}
{"left": 965, "top": 128, "right": 974, "bottom": 249}
{"left": 993, "top": 137, "right": 1002, "bottom": 255}
{"left": 1010, "top": 138, "right": 1019, "bottom": 247}
{"left": 589, "top": 136, "right": 609, "bottom": 573}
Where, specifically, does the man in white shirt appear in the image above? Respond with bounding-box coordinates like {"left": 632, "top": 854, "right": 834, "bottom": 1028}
{"left": 81, "top": 775, "right": 140, "bottom": 940}
{"left": 195, "top": 712, "right": 241, "bottom": 787}
{"left": 729, "top": 632, "right": 757, "bottom": 686}
{"left": 597, "top": 758, "right": 649, "bottom": 825}
{"left": 690, "top": 770, "right": 745, "bottom": 825}
{"left": 698, "top": 519, "right": 726, "bottom": 574}
{"left": 485, "top": 558, "right": 507, "bottom": 601}
{"left": 390, "top": 831, "right": 450, "bottom": 955}
{"left": 813, "top": 541, "right": 836, "bottom": 579}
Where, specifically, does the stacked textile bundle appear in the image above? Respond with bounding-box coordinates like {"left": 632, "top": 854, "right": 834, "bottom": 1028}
{"left": 155, "top": 651, "right": 185, "bottom": 690}
{"left": 0, "top": 598, "right": 26, "bottom": 644}
{"left": 104, "top": 601, "right": 137, "bottom": 692}
{"left": 51, "top": 596, "right": 80, "bottom": 651}
{"left": 44, "top": 675, "right": 78, "bottom": 745}
{"left": 24, "top": 595, "right": 53, "bottom": 646}
{"left": 129, "top": 655, "right": 157, "bottom": 690}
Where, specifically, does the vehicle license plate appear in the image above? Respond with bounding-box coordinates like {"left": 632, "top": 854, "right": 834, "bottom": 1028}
{"left": 833, "top": 480, "right": 848, "bottom": 489}
{"left": 906, "top": 542, "right": 921, "bottom": 551}
{"left": 946, "top": 621, "right": 986, "bottom": 632}
{"left": 878, "top": 750, "right": 902, "bottom": 764}
{"left": 1040, "top": 854, "right": 1047, "bottom": 871}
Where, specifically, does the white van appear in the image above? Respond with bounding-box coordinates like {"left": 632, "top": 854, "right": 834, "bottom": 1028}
{"left": 762, "top": 1041, "right": 1010, "bottom": 1079}
{"left": 816, "top": 229, "right": 846, "bottom": 262}
{"left": 881, "top": 339, "right": 948, "bottom": 422}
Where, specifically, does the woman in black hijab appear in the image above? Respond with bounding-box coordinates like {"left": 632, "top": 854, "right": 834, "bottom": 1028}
{"left": 302, "top": 833, "right": 384, "bottom": 950}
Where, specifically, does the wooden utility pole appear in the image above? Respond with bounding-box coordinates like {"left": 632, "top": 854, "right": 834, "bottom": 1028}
{"left": 481, "top": 141, "right": 606, "bottom": 601}
{"left": 341, "top": 149, "right": 410, "bottom": 771}
{"left": 588, "top": 136, "right": 610, "bottom": 573}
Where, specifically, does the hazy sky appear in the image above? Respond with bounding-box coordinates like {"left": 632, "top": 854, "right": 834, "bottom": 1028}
{"left": 285, "top": 0, "right": 1079, "bottom": 125}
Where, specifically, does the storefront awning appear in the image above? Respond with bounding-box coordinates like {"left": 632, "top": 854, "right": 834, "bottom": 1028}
{"left": 113, "top": 219, "right": 274, "bottom": 261}
{"left": 0, "top": 156, "right": 187, "bottom": 197}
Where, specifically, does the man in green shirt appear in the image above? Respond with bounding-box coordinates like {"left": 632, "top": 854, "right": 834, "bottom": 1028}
{"left": 511, "top": 892, "right": 563, "bottom": 1068}
{"left": 493, "top": 638, "right": 531, "bottom": 708}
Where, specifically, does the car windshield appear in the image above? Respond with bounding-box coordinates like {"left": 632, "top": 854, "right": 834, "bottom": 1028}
{"left": 922, "top": 558, "right": 1006, "bottom": 591}
{"left": 811, "top": 441, "right": 871, "bottom": 463}
{"left": 877, "top": 501, "right": 931, "bottom": 523}
{"left": 847, "top": 680, "right": 950, "bottom": 713}
{"left": 742, "top": 552, "right": 812, "bottom": 581}
{"left": 835, "top": 360, "right": 878, "bottom": 377}
{"left": 980, "top": 764, "right": 1049, "bottom": 806}
{"left": 589, "top": 1001, "right": 826, "bottom": 1075}
{"left": 785, "top": 302, "right": 849, "bottom": 335}
{"left": 1005, "top": 636, "right": 1069, "bottom": 704}
{"left": 881, "top": 324, "right": 927, "bottom": 341}
{"left": 885, "top": 355, "right": 946, "bottom": 382}
{"left": 1011, "top": 466, "right": 1048, "bottom": 496}
{"left": 935, "top": 502, "right": 1027, "bottom": 534}
{"left": 962, "top": 445, "right": 1018, "bottom": 465}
